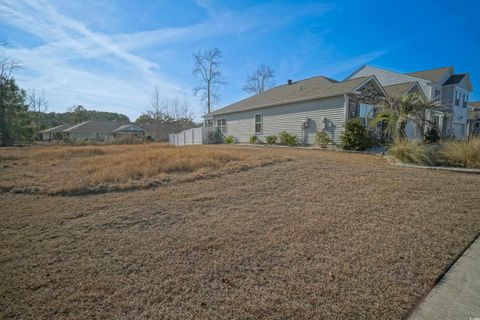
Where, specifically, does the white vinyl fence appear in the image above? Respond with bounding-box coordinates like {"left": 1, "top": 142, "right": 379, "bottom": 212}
{"left": 168, "top": 127, "right": 213, "bottom": 146}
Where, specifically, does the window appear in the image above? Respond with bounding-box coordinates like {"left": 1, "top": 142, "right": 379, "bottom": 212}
{"left": 205, "top": 119, "right": 214, "bottom": 127}
{"left": 358, "top": 103, "right": 374, "bottom": 127}
{"left": 433, "top": 116, "right": 440, "bottom": 129}
{"left": 434, "top": 88, "right": 441, "bottom": 101}
{"left": 216, "top": 119, "right": 227, "bottom": 134}
{"left": 255, "top": 114, "right": 262, "bottom": 134}
{"left": 463, "top": 94, "right": 468, "bottom": 108}
{"left": 455, "top": 91, "right": 460, "bottom": 106}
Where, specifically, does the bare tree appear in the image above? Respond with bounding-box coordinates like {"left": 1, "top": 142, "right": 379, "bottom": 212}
{"left": 148, "top": 86, "right": 169, "bottom": 120}
{"left": 0, "top": 40, "right": 21, "bottom": 80}
{"left": 192, "top": 48, "right": 226, "bottom": 114}
{"left": 27, "top": 89, "right": 48, "bottom": 130}
{"left": 180, "top": 95, "right": 193, "bottom": 120}
{"left": 168, "top": 95, "right": 194, "bottom": 121}
{"left": 145, "top": 86, "right": 169, "bottom": 139}
{"left": 141, "top": 88, "right": 196, "bottom": 139}
{"left": 27, "top": 89, "right": 48, "bottom": 113}
{"left": 243, "top": 64, "right": 275, "bottom": 95}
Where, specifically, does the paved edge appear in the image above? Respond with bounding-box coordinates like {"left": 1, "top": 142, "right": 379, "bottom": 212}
{"left": 405, "top": 234, "right": 480, "bottom": 320}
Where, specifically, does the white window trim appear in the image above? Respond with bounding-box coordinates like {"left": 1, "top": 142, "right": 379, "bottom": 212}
{"left": 216, "top": 118, "right": 227, "bottom": 134}
{"left": 254, "top": 113, "right": 263, "bottom": 134}
{"left": 358, "top": 103, "right": 374, "bottom": 127}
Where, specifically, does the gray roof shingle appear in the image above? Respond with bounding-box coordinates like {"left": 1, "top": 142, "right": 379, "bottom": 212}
{"left": 209, "top": 76, "right": 369, "bottom": 116}
{"left": 38, "top": 124, "right": 73, "bottom": 133}
{"left": 406, "top": 66, "right": 452, "bottom": 83}
{"left": 63, "top": 121, "right": 130, "bottom": 133}
{"left": 383, "top": 82, "right": 417, "bottom": 97}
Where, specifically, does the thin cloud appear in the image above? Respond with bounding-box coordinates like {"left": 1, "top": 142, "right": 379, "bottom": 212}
{"left": 0, "top": 0, "right": 335, "bottom": 120}
{"left": 319, "top": 50, "right": 390, "bottom": 77}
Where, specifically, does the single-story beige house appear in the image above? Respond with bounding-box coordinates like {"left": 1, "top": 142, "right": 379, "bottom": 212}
{"left": 203, "top": 76, "right": 388, "bottom": 144}
{"left": 39, "top": 121, "right": 146, "bottom": 142}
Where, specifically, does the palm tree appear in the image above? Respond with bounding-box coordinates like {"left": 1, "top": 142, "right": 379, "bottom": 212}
{"left": 370, "top": 93, "right": 440, "bottom": 140}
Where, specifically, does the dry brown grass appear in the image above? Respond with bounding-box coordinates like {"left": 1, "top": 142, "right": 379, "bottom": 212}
{"left": 0, "top": 143, "right": 287, "bottom": 194}
{"left": 1, "top": 148, "right": 479, "bottom": 319}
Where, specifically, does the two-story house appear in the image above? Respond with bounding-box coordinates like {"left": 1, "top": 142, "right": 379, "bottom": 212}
{"left": 346, "top": 66, "right": 474, "bottom": 139}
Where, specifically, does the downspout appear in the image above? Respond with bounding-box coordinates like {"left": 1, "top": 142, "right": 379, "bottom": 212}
{"left": 343, "top": 93, "right": 349, "bottom": 144}
{"left": 344, "top": 93, "right": 349, "bottom": 121}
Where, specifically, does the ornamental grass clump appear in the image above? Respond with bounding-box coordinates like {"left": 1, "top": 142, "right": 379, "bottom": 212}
{"left": 388, "top": 138, "right": 432, "bottom": 165}
{"left": 441, "top": 137, "right": 480, "bottom": 169}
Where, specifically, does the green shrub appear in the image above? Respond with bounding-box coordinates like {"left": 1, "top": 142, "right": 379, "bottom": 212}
{"left": 340, "top": 119, "right": 373, "bottom": 151}
{"left": 224, "top": 135, "right": 235, "bottom": 144}
{"left": 440, "top": 137, "right": 480, "bottom": 168}
{"left": 388, "top": 138, "right": 432, "bottom": 165}
{"left": 249, "top": 135, "right": 258, "bottom": 144}
{"left": 207, "top": 129, "right": 223, "bottom": 144}
{"left": 266, "top": 135, "right": 277, "bottom": 145}
{"left": 424, "top": 127, "right": 440, "bottom": 143}
{"left": 315, "top": 131, "right": 332, "bottom": 148}
{"left": 278, "top": 131, "right": 298, "bottom": 146}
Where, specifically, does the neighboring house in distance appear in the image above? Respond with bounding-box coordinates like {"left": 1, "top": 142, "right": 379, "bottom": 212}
{"left": 203, "top": 76, "right": 387, "bottom": 144}
{"left": 39, "top": 121, "right": 146, "bottom": 142}
{"left": 39, "top": 124, "right": 73, "bottom": 141}
{"left": 467, "top": 101, "right": 480, "bottom": 136}
{"left": 62, "top": 121, "right": 131, "bottom": 140}
{"left": 346, "top": 66, "right": 474, "bottom": 139}
{"left": 113, "top": 124, "right": 148, "bottom": 138}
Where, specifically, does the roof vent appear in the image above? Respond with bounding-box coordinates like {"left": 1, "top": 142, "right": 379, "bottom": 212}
{"left": 288, "top": 79, "right": 293, "bottom": 85}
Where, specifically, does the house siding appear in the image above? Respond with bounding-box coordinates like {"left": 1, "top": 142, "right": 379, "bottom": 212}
{"left": 212, "top": 95, "right": 346, "bottom": 144}
{"left": 67, "top": 132, "right": 115, "bottom": 140}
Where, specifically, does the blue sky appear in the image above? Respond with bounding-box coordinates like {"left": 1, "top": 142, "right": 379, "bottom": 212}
{"left": 1, "top": 0, "right": 479, "bottom": 121}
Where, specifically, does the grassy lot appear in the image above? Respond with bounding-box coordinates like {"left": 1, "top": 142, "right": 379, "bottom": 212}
{"left": 0, "top": 143, "right": 287, "bottom": 194}
{"left": 0, "top": 146, "right": 479, "bottom": 319}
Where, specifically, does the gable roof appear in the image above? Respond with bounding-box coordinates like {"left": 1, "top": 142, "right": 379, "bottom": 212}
{"left": 443, "top": 74, "right": 466, "bottom": 86}
{"left": 383, "top": 82, "right": 417, "bottom": 97}
{"left": 113, "top": 124, "right": 146, "bottom": 133}
{"left": 383, "top": 82, "right": 425, "bottom": 98}
{"left": 63, "top": 121, "right": 130, "bottom": 133}
{"left": 209, "top": 76, "right": 377, "bottom": 116}
{"left": 38, "top": 124, "right": 73, "bottom": 133}
{"left": 443, "top": 73, "right": 473, "bottom": 91}
{"left": 406, "top": 66, "right": 453, "bottom": 83}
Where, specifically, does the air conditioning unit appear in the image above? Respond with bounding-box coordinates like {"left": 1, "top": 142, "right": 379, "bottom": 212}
{"left": 301, "top": 117, "right": 309, "bottom": 129}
